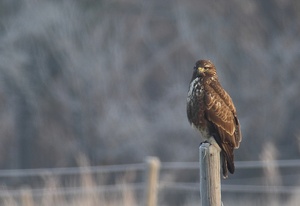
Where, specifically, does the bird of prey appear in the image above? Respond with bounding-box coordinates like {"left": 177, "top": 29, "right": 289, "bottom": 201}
{"left": 187, "top": 60, "right": 242, "bottom": 178}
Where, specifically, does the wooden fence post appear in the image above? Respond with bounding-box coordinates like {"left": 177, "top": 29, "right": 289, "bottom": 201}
{"left": 144, "top": 156, "right": 160, "bottom": 206}
{"left": 21, "top": 187, "right": 34, "bottom": 206}
{"left": 199, "top": 142, "right": 222, "bottom": 206}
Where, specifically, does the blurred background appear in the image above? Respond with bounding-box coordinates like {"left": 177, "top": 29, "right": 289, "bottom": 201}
{"left": 0, "top": 0, "right": 300, "bottom": 205}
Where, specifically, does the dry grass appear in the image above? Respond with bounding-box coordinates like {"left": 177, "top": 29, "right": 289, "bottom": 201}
{"left": 1, "top": 174, "right": 138, "bottom": 206}
{"left": 2, "top": 175, "right": 300, "bottom": 206}
{"left": 1, "top": 156, "right": 139, "bottom": 206}
{"left": 1, "top": 156, "right": 300, "bottom": 206}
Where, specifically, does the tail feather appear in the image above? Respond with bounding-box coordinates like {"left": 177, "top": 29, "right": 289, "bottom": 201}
{"left": 221, "top": 153, "right": 228, "bottom": 178}
{"left": 226, "top": 152, "right": 235, "bottom": 174}
{"left": 211, "top": 132, "right": 236, "bottom": 178}
{"left": 221, "top": 146, "right": 235, "bottom": 178}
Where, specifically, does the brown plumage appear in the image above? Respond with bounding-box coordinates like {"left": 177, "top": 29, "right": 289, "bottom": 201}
{"left": 187, "top": 60, "right": 242, "bottom": 178}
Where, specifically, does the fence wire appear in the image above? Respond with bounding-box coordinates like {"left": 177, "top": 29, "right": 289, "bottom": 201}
{"left": 1, "top": 159, "right": 299, "bottom": 177}
{"left": 0, "top": 163, "right": 146, "bottom": 177}
{"left": 0, "top": 159, "right": 300, "bottom": 197}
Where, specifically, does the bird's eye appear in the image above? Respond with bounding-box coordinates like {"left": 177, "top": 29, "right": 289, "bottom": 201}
{"left": 204, "top": 66, "right": 209, "bottom": 70}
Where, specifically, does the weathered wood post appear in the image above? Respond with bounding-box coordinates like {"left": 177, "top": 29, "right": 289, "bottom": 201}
{"left": 199, "top": 142, "right": 222, "bottom": 206}
{"left": 21, "top": 187, "right": 34, "bottom": 206}
{"left": 144, "top": 156, "right": 160, "bottom": 206}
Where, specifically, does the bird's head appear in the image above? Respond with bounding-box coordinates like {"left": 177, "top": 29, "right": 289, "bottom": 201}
{"left": 193, "top": 60, "right": 217, "bottom": 78}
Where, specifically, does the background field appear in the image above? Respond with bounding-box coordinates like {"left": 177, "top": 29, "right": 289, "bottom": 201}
{"left": 0, "top": 0, "right": 300, "bottom": 205}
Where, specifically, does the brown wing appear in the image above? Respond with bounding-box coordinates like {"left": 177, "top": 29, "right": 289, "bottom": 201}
{"left": 204, "top": 81, "right": 242, "bottom": 176}
{"left": 205, "top": 81, "right": 242, "bottom": 148}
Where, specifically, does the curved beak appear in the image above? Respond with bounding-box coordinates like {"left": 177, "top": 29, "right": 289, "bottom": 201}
{"left": 198, "top": 67, "right": 205, "bottom": 73}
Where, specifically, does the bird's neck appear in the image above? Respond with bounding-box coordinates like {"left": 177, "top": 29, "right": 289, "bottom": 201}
{"left": 202, "top": 75, "right": 218, "bottom": 85}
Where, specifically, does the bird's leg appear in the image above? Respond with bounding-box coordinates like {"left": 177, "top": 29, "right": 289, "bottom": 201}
{"left": 208, "top": 136, "right": 222, "bottom": 152}
{"left": 199, "top": 140, "right": 211, "bottom": 147}
{"left": 199, "top": 141, "right": 211, "bottom": 159}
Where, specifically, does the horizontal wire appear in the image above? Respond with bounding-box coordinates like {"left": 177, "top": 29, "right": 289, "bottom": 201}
{"left": 160, "top": 182, "right": 300, "bottom": 194}
{"left": 161, "top": 159, "right": 300, "bottom": 170}
{"left": 1, "top": 182, "right": 300, "bottom": 198}
{"left": 0, "top": 163, "right": 146, "bottom": 177}
{"left": 235, "top": 159, "right": 300, "bottom": 169}
{"left": 0, "top": 159, "right": 299, "bottom": 178}
{"left": 222, "top": 184, "right": 300, "bottom": 194}
{"left": 0, "top": 183, "right": 145, "bottom": 198}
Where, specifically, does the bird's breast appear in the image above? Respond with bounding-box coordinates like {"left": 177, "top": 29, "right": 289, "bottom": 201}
{"left": 187, "top": 77, "right": 205, "bottom": 100}
{"left": 187, "top": 77, "right": 207, "bottom": 131}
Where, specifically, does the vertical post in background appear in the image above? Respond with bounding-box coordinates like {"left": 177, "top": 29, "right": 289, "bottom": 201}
{"left": 144, "top": 156, "right": 160, "bottom": 206}
{"left": 21, "top": 187, "right": 34, "bottom": 206}
{"left": 199, "top": 142, "right": 222, "bottom": 206}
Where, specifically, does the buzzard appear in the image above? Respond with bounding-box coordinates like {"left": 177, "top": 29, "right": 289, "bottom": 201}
{"left": 187, "top": 60, "right": 242, "bottom": 178}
